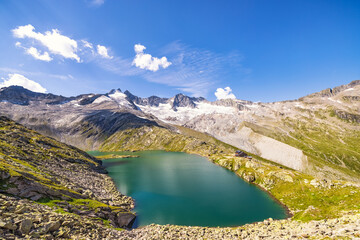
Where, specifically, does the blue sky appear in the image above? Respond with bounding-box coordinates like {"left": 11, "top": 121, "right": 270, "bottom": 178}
{"left": 0, "top": 0, "right": 359, "bottom": 102}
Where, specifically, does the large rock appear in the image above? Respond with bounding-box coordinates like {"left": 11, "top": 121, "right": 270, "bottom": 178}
{"left": 19, "top": 219, "right": 33, "bottom": 235}
{"left": 116, "top": 212, "right": 136, "bottom": 228}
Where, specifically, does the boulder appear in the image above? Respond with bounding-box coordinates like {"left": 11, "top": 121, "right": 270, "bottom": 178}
{"left": 243, "top": 172, "right": 256, "bottom": 182}
{"left": 19, "top": 219, "right": 33, "bottom": 235}
{"left": 47, "top": 220, "right": 61, "bottom": 232}
{"left": 116, "top": 212, "right": 136, "bottom": 228}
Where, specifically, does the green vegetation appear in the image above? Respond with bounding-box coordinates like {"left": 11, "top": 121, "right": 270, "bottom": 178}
{"left": 279, "top": 117, "right": 360, "bottom": 178}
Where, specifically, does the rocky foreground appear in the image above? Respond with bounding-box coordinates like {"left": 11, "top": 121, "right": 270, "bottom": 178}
{"left": 0, "top": 194, "right": 126, "bottom": 239}
{"left": 115, "top": 213, "right": 360, "bottom": 239}
{"left": 1, "top": 186, "right": 359, "bottom": 240}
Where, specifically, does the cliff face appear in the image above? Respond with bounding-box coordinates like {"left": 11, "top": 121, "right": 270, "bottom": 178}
{"left": 0, "top": 116, "right": 135, "bottom": 239}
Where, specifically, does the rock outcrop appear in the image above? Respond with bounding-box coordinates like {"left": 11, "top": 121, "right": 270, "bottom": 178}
{"left": 171, "top": 94, "right": 196, "bottom": 110}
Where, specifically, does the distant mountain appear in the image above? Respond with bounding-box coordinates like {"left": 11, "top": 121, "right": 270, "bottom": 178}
{"left": 1, "top": 80, "right": 360, "bottom": 181}
{"left": 0, "top": 85, "right": 72, "bottom": 105}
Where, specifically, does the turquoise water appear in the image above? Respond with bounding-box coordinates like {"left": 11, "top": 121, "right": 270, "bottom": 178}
{"left": 89, "top": 151, "right": 287, "bottom": 227}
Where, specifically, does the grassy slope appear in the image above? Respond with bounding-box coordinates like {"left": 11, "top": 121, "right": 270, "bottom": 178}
{"left": 99, "top": 125, "right": 237, "bottom": 156}
{"left": 243, "top": 109, "right": 360, "bottom": 181}
{"left": 281, "top": 115, "right": 360, "bottom": 179}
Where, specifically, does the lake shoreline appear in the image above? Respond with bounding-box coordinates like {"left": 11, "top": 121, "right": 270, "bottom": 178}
{"left": 92, "top": 150, "right": 290, "bottom": 228}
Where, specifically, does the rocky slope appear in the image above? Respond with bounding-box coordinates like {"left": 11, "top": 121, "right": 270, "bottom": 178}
{"left": 0, "top": 116, "right": 135, "bottom": 239}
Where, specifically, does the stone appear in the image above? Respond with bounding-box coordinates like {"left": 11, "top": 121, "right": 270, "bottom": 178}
{"left": 47, "top": 220, "right": 61, "bottom": 232}
{"left": 0, "top": 220, "right": 17, "bottom": 230}
{"left": 19, "top": 219, "right": 33, "bottom": 235}
{"left": 116, "top": 213, "right": 136, "bottom": 228}
{"left": 15, "top": 205, "right": 28, "bottom": 214}
{"left": 310, "top": 179, "right": 320, "bottom": 187}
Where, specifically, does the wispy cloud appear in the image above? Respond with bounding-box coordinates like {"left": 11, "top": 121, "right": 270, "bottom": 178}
{"left": 91, "top": 0, "right": 105, "bottom": 6}
{"left": 98, "top": 41, "right": 249, "bottom": 97}
{"left": 0, "top": 67, "right": 73, "bottom": 81}
{"left": 139, "top": 42, "right": 247, "bottom": 97}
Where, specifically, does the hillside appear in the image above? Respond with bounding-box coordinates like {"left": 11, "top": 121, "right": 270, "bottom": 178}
{"left": 100, "top": 125, "right": 237, "bottom": 156}
{"left": 0, "top": 116, "right": 135, "bottom": 239}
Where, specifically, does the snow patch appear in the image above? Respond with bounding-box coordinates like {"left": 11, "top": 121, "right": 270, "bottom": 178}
{"left": 328, "top": 98, "right": 343, "bottom": 104}
{"left": 93, "top": 96, "right": 111, "bottom": 104}
{"left": 137, "top": 101, "right": 237, "bottom": 124}
{"left": 294, "top": 102, "right": 304, "bottom": 108}
{"left": 108, "top": 90, "right": 134, "bottom": 108}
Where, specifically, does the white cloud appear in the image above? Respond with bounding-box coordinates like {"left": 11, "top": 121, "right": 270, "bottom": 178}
{"left": 14, "top": 40, "right": 52, "bottom": 62}
{"left": 134, "top": 44, "right": 146, "bottom": 54}
{"left": 0, "top": 74, "right": 47, "bottom": 93}
{"left": 26, "top": 47, "right": 52, "bottom": 62}
{"left": 215, "top": 87, "right": 236, "bottom": 100}
{"left": 97, "top": 45, "right": 113, "bottom": 59}
{"left": 132, "top": 44, "right": 171, "bottom": 72}
{"left": 12, "top": 24, "right": 80, "bottom": 62}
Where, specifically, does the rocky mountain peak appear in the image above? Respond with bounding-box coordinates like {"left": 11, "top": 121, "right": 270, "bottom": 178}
{"left": 171, "top": 93, "right": 196, "bottom": 111}
{"left": 108, "top": 88, "right": 122, "bottom": 95}
{"left": 124, "top": 90, "right": 142, "bottom": 105}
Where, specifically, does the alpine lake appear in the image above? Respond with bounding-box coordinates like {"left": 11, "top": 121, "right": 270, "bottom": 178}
{"left": 89, "top": 151, "right": 287, "bottom": 228}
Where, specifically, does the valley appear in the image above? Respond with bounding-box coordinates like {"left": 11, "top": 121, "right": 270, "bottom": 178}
{"left": 0, "top": 80, "right": 360, "bottom": 238}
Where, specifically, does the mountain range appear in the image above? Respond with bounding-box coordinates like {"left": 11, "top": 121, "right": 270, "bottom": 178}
{"left": 1, "top": 80, "right": 360, "bottom": 181}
